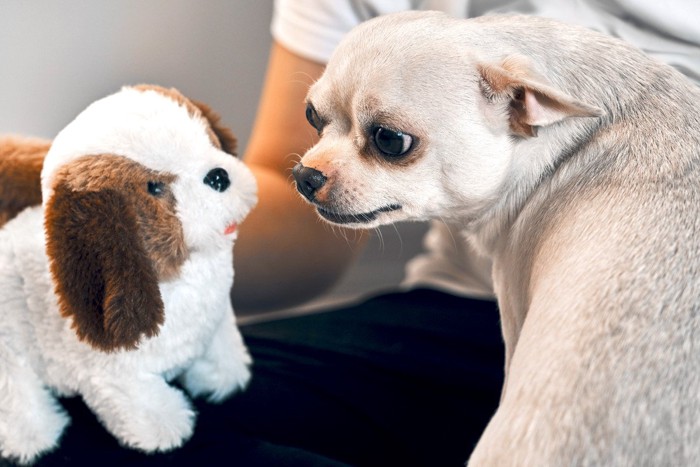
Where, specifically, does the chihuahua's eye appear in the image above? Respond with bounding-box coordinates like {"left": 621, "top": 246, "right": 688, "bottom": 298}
{"left": 305, "top": 103, "right": 324, "bottom": 134}
{"left": 147, "top": 181, "right": 165, "bottom": 197}
{"left": 373, "top": 127, "right": 413, "bottom": 157}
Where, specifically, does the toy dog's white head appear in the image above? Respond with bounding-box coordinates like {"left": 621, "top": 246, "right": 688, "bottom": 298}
{"left": 40, "top": 85, "right": 257, "bottom": 352}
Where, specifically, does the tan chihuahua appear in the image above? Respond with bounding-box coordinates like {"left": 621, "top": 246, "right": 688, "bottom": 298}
{"left": 293, "top": 11, "right": 700, "bottom": 466}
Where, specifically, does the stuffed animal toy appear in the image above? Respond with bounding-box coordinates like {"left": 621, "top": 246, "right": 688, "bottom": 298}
{"left": 0, "top": 85, "right": 258, "bottom": 464}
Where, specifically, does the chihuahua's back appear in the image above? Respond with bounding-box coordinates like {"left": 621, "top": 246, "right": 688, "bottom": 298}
{"left": 462, "top": 15, "right": 700, "bottom": 466}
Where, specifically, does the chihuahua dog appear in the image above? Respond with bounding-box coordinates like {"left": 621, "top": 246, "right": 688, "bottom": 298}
{"left": 293, "top": 11, "right": 700, "bottom": 466}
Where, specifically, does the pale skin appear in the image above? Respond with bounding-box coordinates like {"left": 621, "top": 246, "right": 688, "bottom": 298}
{"left": 231, "top": 42, "right": 367, "bottom": 312}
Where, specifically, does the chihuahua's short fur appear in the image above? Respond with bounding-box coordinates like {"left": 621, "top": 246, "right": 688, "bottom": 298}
{"left": 294, "top": 11, "right": 700, "bottom": 466}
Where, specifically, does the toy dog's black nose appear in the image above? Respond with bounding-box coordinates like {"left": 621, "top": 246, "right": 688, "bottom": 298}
{"left": 293, "top": 163, "right": 326, "bottom": 201}
{"left": 204, "top": 167, "right": 230, "bottom": 192}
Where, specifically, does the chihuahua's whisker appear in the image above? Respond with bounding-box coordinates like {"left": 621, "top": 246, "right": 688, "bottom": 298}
{"left": 374, "top": 226, "right": 385, "bottom": 252}
{"left": 390, "top": 223, "right": 404, "bottom": 257}
{"left": 437, "top": 215, "right": 459, "bottom": 250}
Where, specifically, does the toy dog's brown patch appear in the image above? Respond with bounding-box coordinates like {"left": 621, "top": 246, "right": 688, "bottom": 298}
{"left": 133, "top": 85, "right": 238, "bottom": 156}
{"left": 193, "top": 100, "right": 238, "bottom": 157}
{"left": 0, "top": 137, "right": 48, "bottom": 227}
{"left": 45, "top": 154, "right": 187, "bottom": 351}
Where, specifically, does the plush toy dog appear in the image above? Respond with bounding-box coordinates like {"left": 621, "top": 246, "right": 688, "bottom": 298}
{"left": 0, "top": 85, "right": 258, "bottom": 464}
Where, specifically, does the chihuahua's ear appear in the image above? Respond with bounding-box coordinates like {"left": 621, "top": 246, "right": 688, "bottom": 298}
{"left": 45, "top": 179, "right": 164, "bottom": 352}
{"left": 477, "top": 55, "right": 602, "bottom": 137}
{"left": 192, "top": 100, "right": 238, "bottom": 157}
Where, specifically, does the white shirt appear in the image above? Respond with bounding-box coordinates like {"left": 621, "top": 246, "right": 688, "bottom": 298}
{"left": 272, "top": 0, "right": 700, "bottom": 298}
{"left": 273, "top": 0, "right": 700, "bottom": 82}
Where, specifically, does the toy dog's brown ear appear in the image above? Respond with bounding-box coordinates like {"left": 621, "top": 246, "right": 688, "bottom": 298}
{"left": 45, "top": 180, "right": 164, "bottom": 352}
{"left": 0, "top": 137, "right": 48, "bottom": 227}
{"left": 478, "top": 55, "right": 602, "bottom": 137}
{"left": 130, "top": 85, "right": 237, "bottom": 156}
{"left": 193, "top": 100, "right": 238, "bottom": 156}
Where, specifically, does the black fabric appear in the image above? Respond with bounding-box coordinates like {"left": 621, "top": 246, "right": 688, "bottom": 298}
{"left": 26, "top": 396, "right": 343, "bottom": 467}
{"left": 9, "top": 288, "right": 504, "bottom": 467}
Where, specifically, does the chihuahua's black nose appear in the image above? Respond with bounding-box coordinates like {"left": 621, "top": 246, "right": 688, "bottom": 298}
{"left": 204, "top": 167, "right": 230, "bottom": 192}
{"left": 293, "top": 163, "right": 327, "bottom": 201}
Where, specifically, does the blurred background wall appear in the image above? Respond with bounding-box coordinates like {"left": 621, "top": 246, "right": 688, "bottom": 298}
{"left": 0, "top": 1, "right": 273, "bottom": 151}
{"left": 0, "top": 1, "right": 427, "bottom": 315}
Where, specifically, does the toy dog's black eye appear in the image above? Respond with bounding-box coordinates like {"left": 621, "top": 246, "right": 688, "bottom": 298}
{"left": 373, "top": 127, "right": 413, "bottom": 157}
{"left": 147, "top": 181, "right": 165, "bottom": 197}
{"left": 305, "top": 103, "right": 324, "bottom": 135}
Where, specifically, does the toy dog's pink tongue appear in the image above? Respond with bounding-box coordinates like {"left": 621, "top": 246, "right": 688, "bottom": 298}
{"left": 225, "top": 223, "right": 237, "bottom": 235}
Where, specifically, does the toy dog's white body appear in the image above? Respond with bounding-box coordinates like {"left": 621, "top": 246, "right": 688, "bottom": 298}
{"left": 0, "top": 86, "right": 257, "bottom": 464}
{"left": 0, "top": 209, "right": 244, "bottom": 454}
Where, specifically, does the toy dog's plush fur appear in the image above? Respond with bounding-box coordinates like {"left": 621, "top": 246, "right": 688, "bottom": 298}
{"left": 0, "top": 85, "right": 257, "bottom": 464}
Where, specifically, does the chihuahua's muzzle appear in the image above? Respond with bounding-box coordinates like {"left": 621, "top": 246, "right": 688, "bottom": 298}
{"left": 293, "top": 163, "right": 326, "bottom": 202}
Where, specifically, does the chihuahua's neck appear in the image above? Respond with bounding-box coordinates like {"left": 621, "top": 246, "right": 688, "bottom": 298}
{"left": 465, "top": 116, "right": 601, "bottom": 256}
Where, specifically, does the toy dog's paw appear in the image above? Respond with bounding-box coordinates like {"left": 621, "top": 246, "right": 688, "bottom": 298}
{"left": 112, "top": 387, "right": 196, "bottom": 453}
{"left": 0, "top": 401, "right": 70, "bottom": 465}
{"left": 0, "top": 352, "right": 70, "bottom": 465}
{"left": 181, "top": 349, "right": 252, "bottom": 403}
{"left": 83, "top": 376, "right": 196, "bottom": 454}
